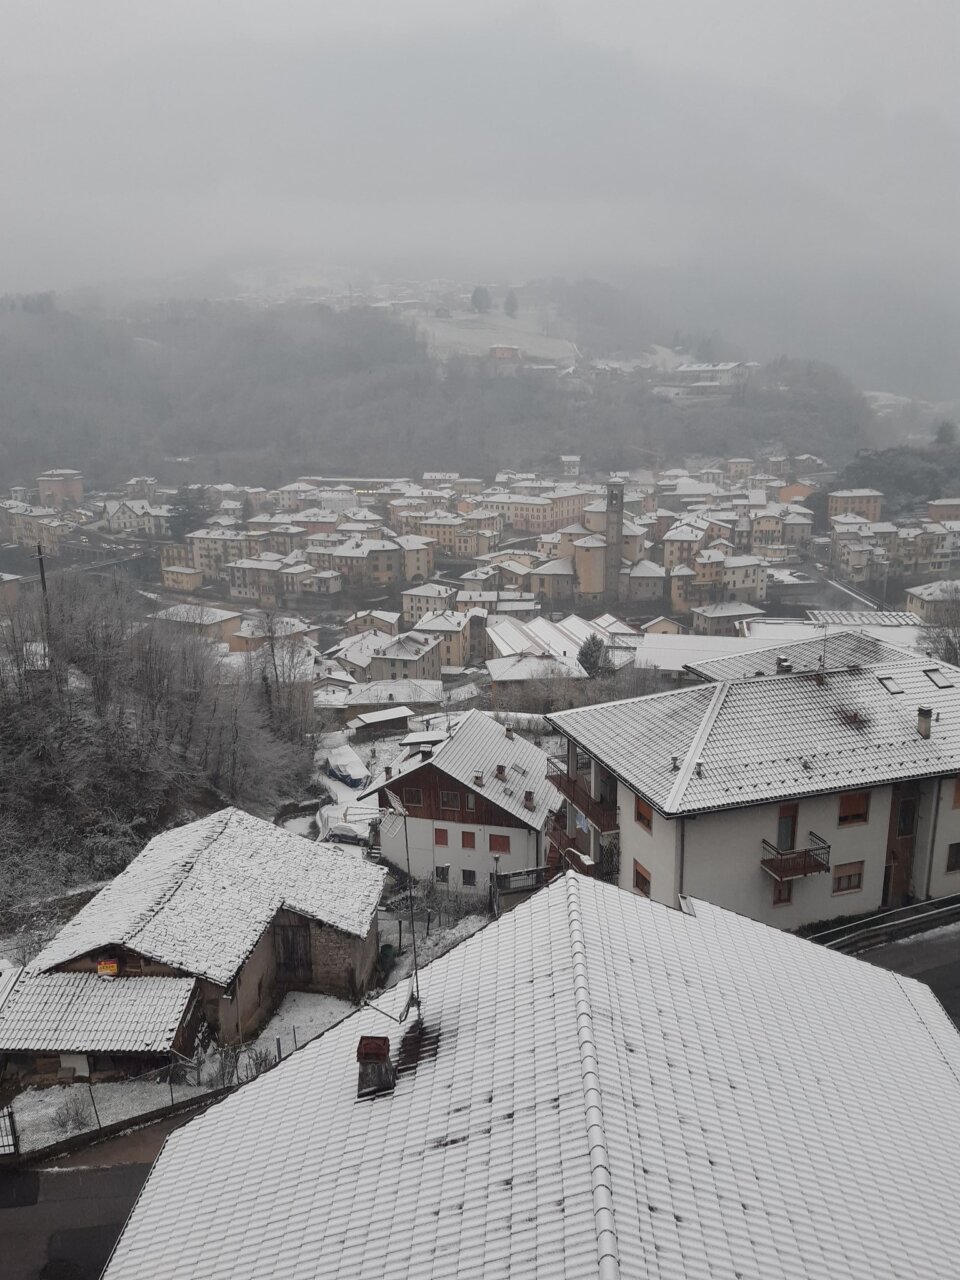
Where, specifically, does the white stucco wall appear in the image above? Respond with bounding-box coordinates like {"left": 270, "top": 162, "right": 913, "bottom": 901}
{"left": 922, "top": 777, "right": 960, "bottom": 898}
{"left": 678, "top": 786, "right": 895, "bottom": 929}
{"left": 615, "top": 779, "right": 920, "bottom": 929}
{"left": 616, "top": 780, "right": 679, "bottom": 906}
{"left": 382, "top": 816, "right": 539, "bottom": 895}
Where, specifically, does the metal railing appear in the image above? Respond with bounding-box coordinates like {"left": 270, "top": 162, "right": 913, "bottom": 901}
{"left": 547, "top": 764, "right": 619, "bottom": 833}
{"left": 0, "top": 1105, "right": 18, "bottom": 1157}
{"left": 496, "top": 866, "right": 552, "bottom": 894}
{"left": 809, "top": 891, "right": 960, "bottom": 951}
{"left": 760, "top": 831, "right": 831, "bottom": 882}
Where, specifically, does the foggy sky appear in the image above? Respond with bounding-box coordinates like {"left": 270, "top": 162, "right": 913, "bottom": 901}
{"left": 4, "top": 2, "right": 960, "bottom": 394}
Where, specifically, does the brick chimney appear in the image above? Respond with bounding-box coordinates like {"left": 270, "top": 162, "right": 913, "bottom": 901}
{"left": 357, "top": 1036, "right": 395, "bottom": 1097}
{"left": 524, "top": 789, "right": 535, "bottom": 810}
{"left": 918, "top": 706, "right": 933, "bottom": 739}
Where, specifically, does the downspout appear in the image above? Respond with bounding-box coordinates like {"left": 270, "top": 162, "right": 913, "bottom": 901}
{"left": 678, "top": 817, "right": 686, "bottom": 901}
{"left": 924, "top": 778, "right": 944, "bottom": 901}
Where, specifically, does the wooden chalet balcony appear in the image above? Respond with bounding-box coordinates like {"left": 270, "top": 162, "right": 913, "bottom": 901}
{"left": 547, "top": 765, "right": 619, "bottom": 833}
{"left": 761, "top": 832, "right": 831, "bottom": 882}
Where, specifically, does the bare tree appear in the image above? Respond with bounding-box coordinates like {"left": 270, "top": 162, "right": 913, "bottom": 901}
{"left": 923, "top": 589, "right": 960, "bottom": 665}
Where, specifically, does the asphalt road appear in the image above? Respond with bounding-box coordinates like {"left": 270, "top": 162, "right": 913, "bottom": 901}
{"left": 1, "top": 1114, "right": 189, "bottom": 1280}
{"left": 862, "top": 921, "right": 960, "bottom": 1027}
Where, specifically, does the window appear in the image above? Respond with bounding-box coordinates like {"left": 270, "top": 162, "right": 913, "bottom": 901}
{"left": 772, "top": 879, "right": 792, "bottom": 906}
{"left": 948, "top": 844, "right": 960, "bottom": 873}
{"left": 838, "top": 791, "right": 870, "bottom": 826}
{"left": 440, "top": 790, "right": 460, "bottom": 810}
{"left": 403, "top": 787, "right": 422, "bottom": 807}
{"left": 435, "top": 828, "right": 448, "bottom": 846}
{"left": 633, "top": 861, "right": 651, "bottom": 897}
{"left": 576, "top": 751, "right": 591, "bottom": 774}
{"left": 489, "top": 833, "right": 511, "bottom": 853}
{"left": 953, "top": 777, "right": 960, "bottom": 810}
{"left": 466, "top": 793, "right": 476, "bottom": 811}
{"left": 462, "top": 869, "right": 477, "bottom": 888}
{"left": 833, "top": 860, "right": 864, "bottom": 894}
{"left": 435, "top": 865, "right": 449, "bottom": 884}
{"left": 461, "top": 831, "right": 476, "bottom": 849}
{"left": 634, "top": 796, "right": 653, "bottom": 832}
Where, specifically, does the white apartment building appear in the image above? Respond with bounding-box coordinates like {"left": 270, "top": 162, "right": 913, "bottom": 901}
{"left": 547, "top": 631, "right": 960, "bottom": 930}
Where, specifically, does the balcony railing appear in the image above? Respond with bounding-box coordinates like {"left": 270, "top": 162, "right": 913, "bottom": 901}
{"left": 496, "top": 866, "right": 553, "bottom": 894}
{"left": 547, "top": 764, "right": 619, "bottom": 833}
{"left": 761, "top": 831, "right": 831, "bottom": 882}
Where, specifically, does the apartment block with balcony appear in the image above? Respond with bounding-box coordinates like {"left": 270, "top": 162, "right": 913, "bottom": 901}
{"left": 546, "top": 632, "right": 960, "bottom": 931}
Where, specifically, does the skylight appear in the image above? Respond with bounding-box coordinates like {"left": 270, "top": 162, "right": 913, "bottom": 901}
{"left": 924, "top": 668, "right": 954, "bottom": 689}
{"left": 878, "top": 676, "right": 904, "bottom": 694}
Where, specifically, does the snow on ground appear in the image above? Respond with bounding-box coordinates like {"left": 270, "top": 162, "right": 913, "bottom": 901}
{"left": 12, "top": 1080, "right": 213, "bottom": 1152}
{"left": 387, "top": 914, "right": 489, "bottom": 986}
{"left": 253, "top": 990, "right": 353, "bottom": 1058}
{"left": 888, "top": 919, "right": 960, "bottom": 946}
{"left": 281, "top": 811, "right": 318, "bottom": 839}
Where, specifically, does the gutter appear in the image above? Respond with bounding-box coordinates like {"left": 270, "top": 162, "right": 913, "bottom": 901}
{"left": 924, "top": 776, "right": 944, "bottom": 900}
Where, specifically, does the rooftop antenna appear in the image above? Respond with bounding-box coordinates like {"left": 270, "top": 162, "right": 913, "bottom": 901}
{"left": 384, "top": 788, "right": 421, "bottom": 1012}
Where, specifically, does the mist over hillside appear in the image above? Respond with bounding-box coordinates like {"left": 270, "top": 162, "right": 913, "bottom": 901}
{"left": 4, "top": 15, "right": 960, "bottom": 398}
{"left": 0, "top": 293, "right": 876, "bottom": 487}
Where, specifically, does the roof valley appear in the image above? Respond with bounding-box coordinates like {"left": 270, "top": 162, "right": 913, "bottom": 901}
{"left": 565, "top": 874, "right": 621, "bottom": 1280}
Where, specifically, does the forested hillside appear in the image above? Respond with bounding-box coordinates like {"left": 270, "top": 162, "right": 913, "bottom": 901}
{"left": 0, "top": 294, "right": 876, "bottom": 487}
{"left": 0, "top": 578, "right": 312, "bottom": 921}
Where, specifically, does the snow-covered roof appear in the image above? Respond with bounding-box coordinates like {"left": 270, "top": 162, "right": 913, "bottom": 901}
{"left": 690, "top": 601, "right": 765, "bottom": 619}
{"left": 33, "top": 810, "right": 386, "bottom": 984}
{"left": 153, "top": 604, "right": 240, "bottom": 625}
{"left": 533, "top": 556, "right": 575, "bottom": 576}
{"left": 361, "top": 708, "right": 556, "bottom": 830}
{"left": 0, "top": 971, "right": 195, "bottom": 1054}
{"left": 550, "top": 648, "right": 960, "bottom": 816}
{"left": 103, "top": 873, "right": 960, "bottom": 1280}
{"left": 401, "top": 581, "right": 456, "bottom": 598}
{"left": 346, "top": 705, "right": 414, "bottom": 729}
{"left": 907, "top": 580, "right": 960, "bottom": 601}
{"left": 345, "top": 679, "right": 443, "bottom": 706}
{"left": 487, "top": 652, "right": 586, "bottom": 683}
{"left": 685, "top": 630, "right": 915, "bottom": 681}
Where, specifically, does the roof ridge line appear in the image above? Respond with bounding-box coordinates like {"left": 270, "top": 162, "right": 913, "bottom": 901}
{"left": 664, "top": 680, "right": 730, "bottom": 812}
{"left": 565, "top": 874, "right": 621, "bottom": 1280}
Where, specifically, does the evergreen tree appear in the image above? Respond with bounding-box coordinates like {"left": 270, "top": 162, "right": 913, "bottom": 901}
{"left": 471, "top": 285, "right": 492, "bottom": 314}
{"left": 504, "top": 289, "right": 519, "bottom": 319}
{"left": 578, "top": 633, "right": 610, "bottom": 678}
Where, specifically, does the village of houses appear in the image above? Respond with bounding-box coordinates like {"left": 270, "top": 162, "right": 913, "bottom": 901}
{"left": 6, "top": 444, "right": 960, "bottom": 1277}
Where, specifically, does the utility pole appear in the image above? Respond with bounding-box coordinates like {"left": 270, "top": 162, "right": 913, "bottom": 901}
{"left": 385, "top": 789, "right": 421, "bottom": 1009}
{"left": 36, "top": 542, "right": 51, "bottom": 651}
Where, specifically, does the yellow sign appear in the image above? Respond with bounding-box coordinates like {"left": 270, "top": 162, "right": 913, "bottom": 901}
{"left": 97, "top": 959, "right": 119, "bottom": 977}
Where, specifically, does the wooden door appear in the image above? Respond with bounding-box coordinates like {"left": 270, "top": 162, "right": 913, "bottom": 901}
{"left": 276, "top": 923, "right": 312, "bottom": 980}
